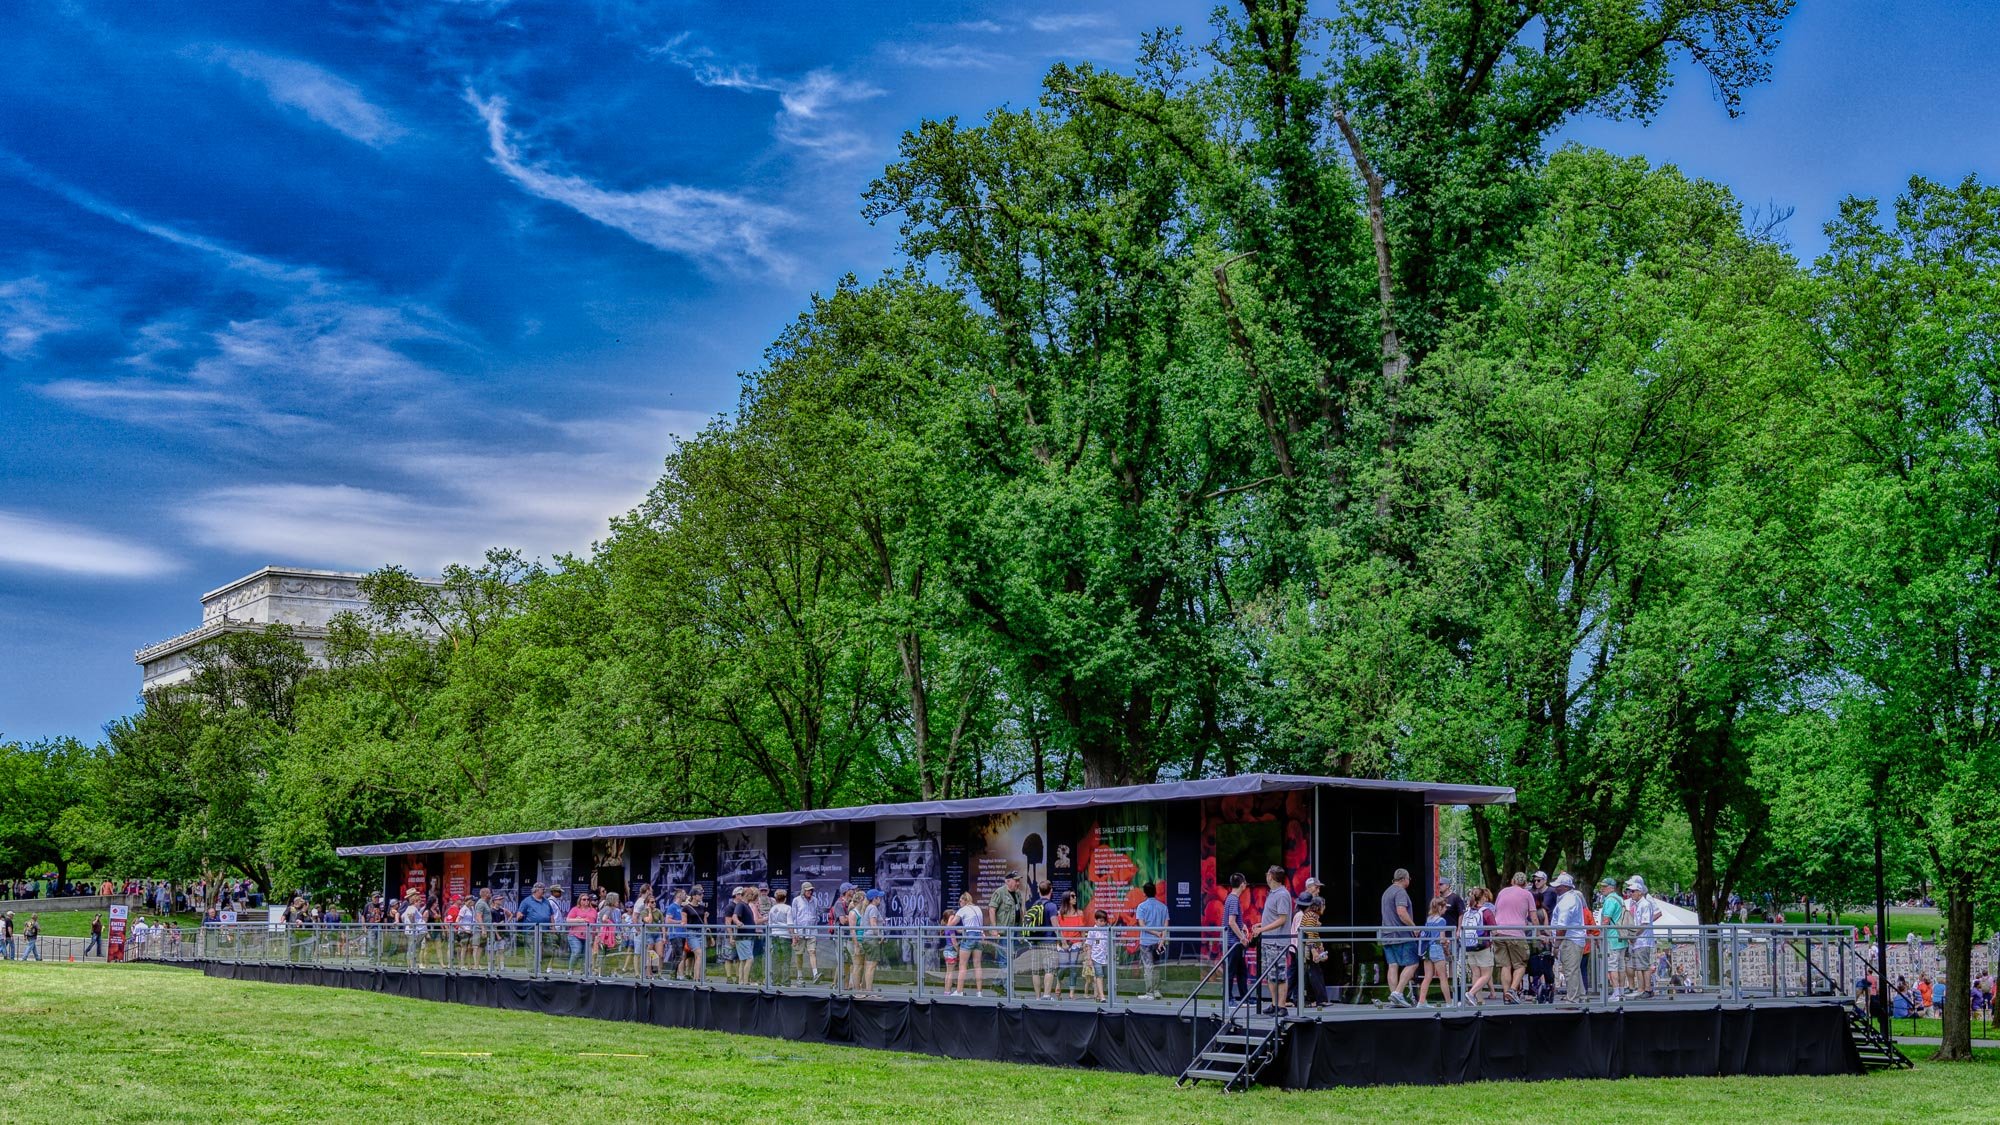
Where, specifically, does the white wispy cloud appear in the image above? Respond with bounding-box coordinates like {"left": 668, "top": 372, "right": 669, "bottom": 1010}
{"left": 468, "top": 90, "right": 796, "bottom": 276}
{"left": 209, "top": 48, "right": 407, "bottom": 147}
{"left": 178, "top": 409, "right": 705, "bottom": 571}
{"left": 0, "top": 277, "right": 77, "bottom": 360}
{"left": 41, "top": 291, "right": 459, "bottom": 434}
{"left": 887, "top": 43, "right": 1009, "bottom": 71}
{"left": 0, "top": 149, "right": 320, "bottom": 286}
{"left": 654, "top": 36, "right": 883, "bottom": 160}
{"left": 0, "top": 510, "right": 177, "bottom": 578}
{"left": 953, "top": 20, "right": 1004, "bottom": 33}
{"left": 1028, "top": 13, "right": 1111, "bottom": 33}
{"left": 3, "top": 157, "right": 463, "bottom": 432}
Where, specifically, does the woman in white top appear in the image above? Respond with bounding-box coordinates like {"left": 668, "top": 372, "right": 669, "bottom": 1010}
{"left": 949, "top": 891, "right": 986, "bottom": 996}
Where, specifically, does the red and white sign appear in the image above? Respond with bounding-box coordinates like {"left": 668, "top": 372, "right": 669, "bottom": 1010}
{"left": 107, "top": 904, "right": 128, "bottom": 962}
{"left": 444, "top": 851, "right": 472, "bottom": 904}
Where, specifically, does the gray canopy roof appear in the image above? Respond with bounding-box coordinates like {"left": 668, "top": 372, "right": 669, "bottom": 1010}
{"left": 334, "top": 772, "right": 1514, "bottom": 858}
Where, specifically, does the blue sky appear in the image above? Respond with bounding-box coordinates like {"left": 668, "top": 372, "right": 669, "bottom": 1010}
{"left": 1, "top": 2, "right": 1995, "bottom": 743}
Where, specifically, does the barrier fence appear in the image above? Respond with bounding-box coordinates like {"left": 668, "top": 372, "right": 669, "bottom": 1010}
{"left": 180, "top": 919, "right": 1857, "bottom": 1014}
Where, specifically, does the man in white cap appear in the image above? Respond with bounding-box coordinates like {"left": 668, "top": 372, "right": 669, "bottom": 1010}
{"left": 1547, "top": 874, "right": 1589, "bottom": 1004}
{"left": 1625, "top": 876, "right": 1659, "bottom": 998}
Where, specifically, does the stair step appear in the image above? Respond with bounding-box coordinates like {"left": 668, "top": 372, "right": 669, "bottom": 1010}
{"left": 1182, "top": 1067, "right": 1246, "bottom": 1083}
{"left": 1201, "top": 1050, "right": 1253, "bottom": 1062}
{"left": 1212, "top": 1034, "right": 1271, "bottom": 1046}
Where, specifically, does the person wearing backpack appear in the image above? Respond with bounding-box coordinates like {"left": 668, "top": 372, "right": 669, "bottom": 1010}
{"left": 1023, "top": 883, "right": 1055, "bottom": 1000}
{"left": 1461, "top": 887, "right": 1496, "bottom": 1004}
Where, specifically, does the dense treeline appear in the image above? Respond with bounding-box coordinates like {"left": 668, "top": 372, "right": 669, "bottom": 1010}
{"left": 4, "top": 1, "right": 1999, "bottom": 1056}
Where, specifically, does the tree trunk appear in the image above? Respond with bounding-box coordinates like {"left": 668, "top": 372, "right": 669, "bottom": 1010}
{"left": 1938, "top": 883, "right": 1976, "bottom": 1060}
{"left": 897, "top": 632, "right": 934, "bottom": 799}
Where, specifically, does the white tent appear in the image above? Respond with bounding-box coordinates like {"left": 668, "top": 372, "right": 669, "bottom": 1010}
{"left": 1649, "top": 897, "right": 1698, "bottom": 926}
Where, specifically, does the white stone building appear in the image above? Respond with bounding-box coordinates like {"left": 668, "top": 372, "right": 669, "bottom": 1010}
{"left": 135, "top": 566, "right": 432, "bottom": 692}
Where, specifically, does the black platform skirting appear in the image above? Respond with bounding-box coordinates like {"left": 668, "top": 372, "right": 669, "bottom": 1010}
{"left": 199, "top": 962, "right": 1860, "bottom": 1086}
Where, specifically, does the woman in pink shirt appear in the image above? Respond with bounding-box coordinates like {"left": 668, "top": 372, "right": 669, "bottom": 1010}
{"left": 565, "top": 892, "right": 598, "bottom": 974}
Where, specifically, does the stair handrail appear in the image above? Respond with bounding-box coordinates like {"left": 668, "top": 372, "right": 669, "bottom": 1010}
{"left": 1193, "top": 934, "right": 1296, "bottom": 1090}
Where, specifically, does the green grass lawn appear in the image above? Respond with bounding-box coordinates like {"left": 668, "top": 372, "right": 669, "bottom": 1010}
{"left": 1826, "top": 907, "right": 1944, "bottom": 942}
{"left": 1886, "top": 1015, "right": 2000, "bottom": 1041}
{"left": 1, "top": 962, "right": 1997, "bottom": 1123}
{"left": 6, "top": 909, "right": 201, "bottom": 938}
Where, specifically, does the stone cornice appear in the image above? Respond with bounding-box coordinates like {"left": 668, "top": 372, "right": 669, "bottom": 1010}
{"left": 134, "top": 621, "right": 333, "bottom": 665}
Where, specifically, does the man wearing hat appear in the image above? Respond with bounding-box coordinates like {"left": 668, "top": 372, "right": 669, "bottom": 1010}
{"left": 1548, "top": 873, "right": 1589, "bottom": 1003}
{"left": 1531, "top": 871, "right": 1555, "bottom": 928}
{"left": 1597, "top": 875, "right": 1629, "bottom": 1001}
{"left": 792, "top": 880, "right": 823, "bottom": 983}
{"left": 989, "top": 872, "right": 1024, "bottom": 974}
{"left": 1625, "top": 876, "right": 1659, "bottom": 998}
{"left": 859, "top": 888, "right": 887, "bottom": 992}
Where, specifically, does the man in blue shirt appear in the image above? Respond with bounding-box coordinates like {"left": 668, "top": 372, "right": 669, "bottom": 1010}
{"left": 515, "top": 883, "right": 556, "bottom": 973}
{"left": 1134, "top": 881, "right": 1170, "bottom": 1000}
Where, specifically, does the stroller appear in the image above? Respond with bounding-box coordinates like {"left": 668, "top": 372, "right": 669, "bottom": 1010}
{"left": 1525, "top": 947, "right": 1557, "bottom": 1003}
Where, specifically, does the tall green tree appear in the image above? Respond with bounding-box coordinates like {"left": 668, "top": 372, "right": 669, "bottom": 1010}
{"left": 1810, "top": 175, "right": 2000, "bottom": 1061}
{"left": 1380, "top": 150, "right": 1803, "bottom": 887}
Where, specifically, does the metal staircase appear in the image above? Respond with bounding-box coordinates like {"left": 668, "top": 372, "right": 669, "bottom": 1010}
{"left": 1846, "top": 1006, "right": 1914, "bottom": 1071}
{"left": 1176, "top": 943, "right": 1294, "bottom": 1091}
{"left": 1179, "top": 1012, "right": 1289, "bottom": 1090}
{"left": 1802, "top": 942, "right": 1914, "bottom": 1072}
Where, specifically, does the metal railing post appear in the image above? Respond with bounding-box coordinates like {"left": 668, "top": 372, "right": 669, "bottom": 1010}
{"left": 1005, "top": 927, "right": 1016, "bottom": 1004}
{"left": 1107, "top": 932, "right": 1119, "bottom": 1008}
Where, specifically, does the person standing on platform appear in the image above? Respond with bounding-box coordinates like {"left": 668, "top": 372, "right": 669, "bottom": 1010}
{"left": 1549, "top": 874, "right": 1588, "bottom": 1003}
{"left": 1461, "top": 887, "right": 1496, "bottom": 1004}
{"left": 664, "top": 890, "right": 689, "bottom": 979}
{"left": 684, "top": 887, "right": 708, "bottom": 981}
{"left": 1024, "top": 881, "right": 1055, "bottom": 999}
{"left": 1493, "top": 873, "right": 1534, "bottom": 1002}
{"left": 751, "top": 885, "right": 771, "bottom": 983}
{"left": 1379, "top": 868, "right": 1418, "bottom": 1007}
{"left": 1414, "top": 897, "right": 1450, "bottom": 1006}
{"left": 1625, "top": 876, "right": 1659, "bottom": 997}
{"left": 766, "top": 889, "right": 792, "bottom": 985}
{"left": 859, "top": 888, "right": 886, "bottom": 994}
{"left": 564, "top": 891, "right": 596, "bottom": 974}
{"left": 1134, "top": 881, "right": 1169, "bottom": 1000}
{"left": 1256, "top": 866, "right": 1295, "bottom": 1014}
{"left": 989, "top": 871, "right": 1024, "bottom": 979}
{"left": 517, "top": 883, "right": 554, "bottom": 970}
{"left": 1056, "top": 891, "right": 1087, "bottom": 1000}
{"left": 1439, "top": 879, "right": 1465, "bottom": 928}
{"left": 791, "top": 881, "right": 823, "bottom": 983}
{"left": 1597, "top": 876, "right": 1629, "bottom": 1001}
{"left": 1296, "top": 892, "right": 1329, "bottom": 1007}
{"left": 1219, "top": 872, "right": 1252, "bottom": 1008}
{"left": 731, "top": 887, "right": 759, "bottom": 985}
{"left": 1084, "top": 908, "right": 1112, "bottom": 1003}
{"left": 949, "top": 890, "right": 986, "bottom": 996}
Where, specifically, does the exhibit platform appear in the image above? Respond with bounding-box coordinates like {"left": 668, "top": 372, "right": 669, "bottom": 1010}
{"left": 198, "top": 960, "right": 1862, "bottom": 1087}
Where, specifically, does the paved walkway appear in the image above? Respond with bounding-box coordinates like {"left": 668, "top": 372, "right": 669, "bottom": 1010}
{"left": 1894, "top": 1035, "right": 2000, "bottom": 1048}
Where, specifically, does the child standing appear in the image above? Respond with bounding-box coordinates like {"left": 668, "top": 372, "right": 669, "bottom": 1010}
{"left": 1085, "top": 909, "right": 1112, "bottom": 1003}
{"left": 1414, "top": 896, "right": 1451, "bottom": 1007}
